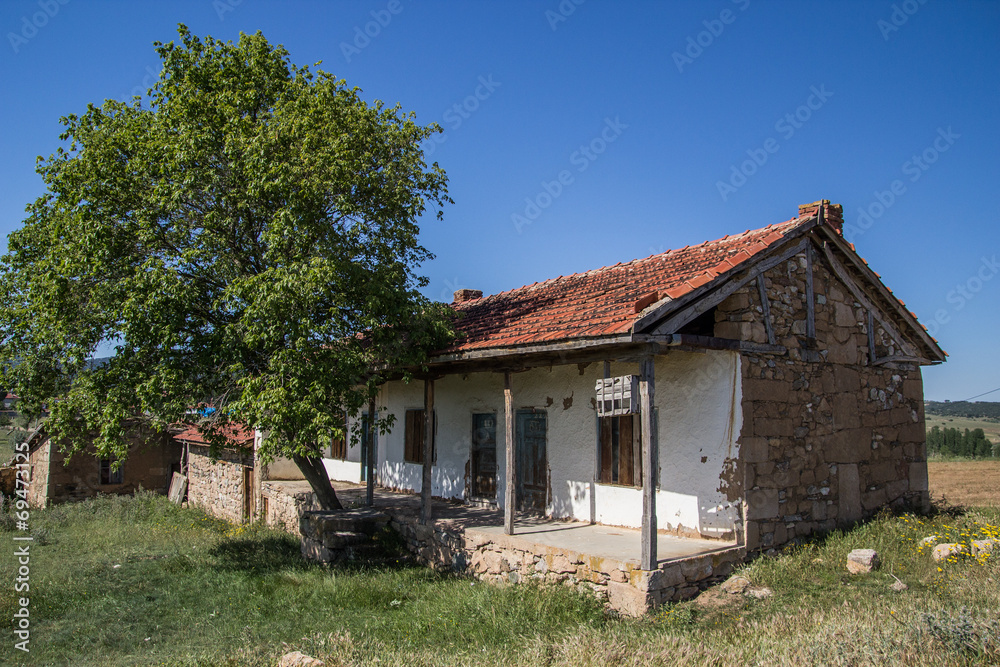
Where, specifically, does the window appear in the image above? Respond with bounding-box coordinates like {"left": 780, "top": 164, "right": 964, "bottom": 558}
{"left": 404, "top": 409, "right": 435, "bottom": 464}
{"left": 100, "top": 458, "right": 123, "bottom": 485}
{"left": 598, "top": 415, "right": 641, "bottom": 486}
{"left": 329, "top": 411, "right": 348, "bottom": 460}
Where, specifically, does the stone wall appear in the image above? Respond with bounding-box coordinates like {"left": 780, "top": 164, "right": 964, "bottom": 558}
{"left": 27, "top": 429, "right": 181, "bottom": 508}
{"left": 185, "top": 444, "right": 253, "bottom": 523}
{"left": 261, "top": 481, "right": 317, "bottom": 532}
{"left": 389, "top": 511, "right": 745, "bottom": 616}
{"left": 714, "top": 238, "right": 930, "bottom": 552}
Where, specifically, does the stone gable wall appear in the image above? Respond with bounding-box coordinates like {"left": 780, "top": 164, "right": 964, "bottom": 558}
{"left": 714, "top": 241, "right": 929, "bottom": 552}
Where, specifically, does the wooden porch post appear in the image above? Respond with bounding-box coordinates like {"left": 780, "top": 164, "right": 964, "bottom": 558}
{"left": 366, "top": 394, "right": 376, "bottom": 507}
{"left": 504, "top": 371, "right": 516, "bottom": 535}
{"left": 640, "top": 355, "right": 658, "bottom": 570}
{"left": 420, "top": 379, "right": 434, "bottom": 524}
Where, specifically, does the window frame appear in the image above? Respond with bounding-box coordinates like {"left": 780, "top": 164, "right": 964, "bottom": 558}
{"left": 596, "top": 413, "right": 642, "bottom": 488}
{"left": 100, "top": 457, "right": 123, "bottom": 485}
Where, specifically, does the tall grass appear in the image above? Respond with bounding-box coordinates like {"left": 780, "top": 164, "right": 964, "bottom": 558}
{"left": 1, "top": 493, "right": 998, "bottom": 666}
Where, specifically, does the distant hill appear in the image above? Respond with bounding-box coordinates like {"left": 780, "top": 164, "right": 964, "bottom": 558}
{"left": 925, "top": 401, "right": 1000, "bottom": 421}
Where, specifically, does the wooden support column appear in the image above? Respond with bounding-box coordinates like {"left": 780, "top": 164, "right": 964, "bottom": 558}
{"left": 756, "top": 274, "right": 776, "bottom": 345}
{"left": 805, "top": 244, "right": 816, "bottom": 341}
{"left": 504, "top": 371, "right": 516, "bottom": 535}
{"left": 419, "top": 379, "right": 434, "bottom": 525}
{"left": 867, "top": 310, "right": 876, "bottom": 365}
{"left": 366, "top": 395, "right": 376, "bottom": 507}
{"left": 639, "top": 356, "right": 658, "bottom": 570}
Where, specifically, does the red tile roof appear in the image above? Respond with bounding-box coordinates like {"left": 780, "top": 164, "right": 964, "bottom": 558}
{"left": 174, "top": 424, "right": 254, "bottom": 447}
{"left": 446, "top": 216, "right": 807, "bottom": 352}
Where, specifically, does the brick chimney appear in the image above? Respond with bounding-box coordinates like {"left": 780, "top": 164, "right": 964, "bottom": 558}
{"left": 453, "top": 289, "right": 483, "bottom": 304}
{"left": 798, "top": 199, "right": 844, "bottom": 234}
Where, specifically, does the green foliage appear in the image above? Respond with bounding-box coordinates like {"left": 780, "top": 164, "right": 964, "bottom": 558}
{"left": 925, "top": 401, "right": 1000, "bottom": 421}
{"left": 0, "top": 26, "right": 455, "bottom": 500}
{"left": 927, "top": 425, "right": 997, "bottom": 459}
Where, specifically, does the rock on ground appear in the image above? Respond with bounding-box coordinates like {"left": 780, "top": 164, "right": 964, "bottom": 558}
{"left": 279, "top": 651, "right": 324, "bottom": 667}
{"left": 846, "top": 549, "right": 880, "bottom": 574}
{"left": 932, "top": 543, "right": 967, "bottom": 562}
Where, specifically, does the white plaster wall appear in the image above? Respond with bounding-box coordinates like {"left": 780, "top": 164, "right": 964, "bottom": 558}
{"left": 324, "top": 410, "right": 377, "bottom": 484}
{"left": 374, "top": 350, "right": 742, "bottom": 537}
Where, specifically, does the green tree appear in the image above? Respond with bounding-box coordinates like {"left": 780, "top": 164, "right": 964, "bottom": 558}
{"left": 0, "top": 27, "right": 454, "bottom": 510}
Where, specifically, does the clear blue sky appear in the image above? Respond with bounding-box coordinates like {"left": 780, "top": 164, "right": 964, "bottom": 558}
{"left": 1, "top": 0, "right": 997, "bottom": 401}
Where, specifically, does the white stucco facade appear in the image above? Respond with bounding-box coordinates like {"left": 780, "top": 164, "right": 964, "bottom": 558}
{"left": 322, "top": 349, "right": 743, "bottom": 538}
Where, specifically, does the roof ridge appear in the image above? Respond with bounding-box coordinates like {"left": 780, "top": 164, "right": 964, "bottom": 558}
{"left": 459, "top": 216, "right": 805, "bottom": 306}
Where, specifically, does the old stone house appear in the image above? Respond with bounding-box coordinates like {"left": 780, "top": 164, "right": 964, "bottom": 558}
{"left": 319, "top": 200, "right": 944, "bottom": 563}
{"left": 24, "top": 424, "right": 182, "bottom": 507}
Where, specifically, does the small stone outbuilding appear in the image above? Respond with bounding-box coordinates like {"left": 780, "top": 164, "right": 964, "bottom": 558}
{"left": 24, "top": 424, "right": 182, "bottom": 507}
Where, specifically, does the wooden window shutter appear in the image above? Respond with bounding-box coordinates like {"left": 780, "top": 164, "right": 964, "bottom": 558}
{"left": 330, "top": 411, "right": 347, "bottom": 460}
{"left": 619, "top": 415, "right": 635, "bottom": 487}
{"left": 405, "top": 409, "right": 425, "bottom": 464}
{"left": 599, "top": 417, "right": 613, "bottom": 484}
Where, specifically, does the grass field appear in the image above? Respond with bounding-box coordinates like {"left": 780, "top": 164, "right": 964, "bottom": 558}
{"left": 928, "top": 459, "right": 1000, "bottom": 508}
{"left": 924, "top": 413, "right": 1000, "bottom": 442}
{"left": 1, "top": 491, "right": 998, "bottom": 666}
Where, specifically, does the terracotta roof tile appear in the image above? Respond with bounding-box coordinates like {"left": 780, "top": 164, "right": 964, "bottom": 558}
{"left": 444, "top": 215, "right": 809, "bottom": 352}
{"left": 175, "top": 424, "right": 254, "bottom": 447}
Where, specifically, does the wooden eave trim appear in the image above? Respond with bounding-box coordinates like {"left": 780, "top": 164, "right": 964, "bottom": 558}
{"left": 645, "top": 238, "right": 811, "bottom": 337}
{"left": 816, "top": 226, "right": 946, "bottom": 363}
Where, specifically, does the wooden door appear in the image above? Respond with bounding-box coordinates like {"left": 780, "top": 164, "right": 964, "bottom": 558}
{"left": 516, "top": 410, "right": 547, "bottom": 513}
{"left": 471, "top": 413, "right": 497, "bottom": 499}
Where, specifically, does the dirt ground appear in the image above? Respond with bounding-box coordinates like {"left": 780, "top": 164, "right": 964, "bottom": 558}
{"left": 927, "top": 460, "right": 1000, "bottom": 508}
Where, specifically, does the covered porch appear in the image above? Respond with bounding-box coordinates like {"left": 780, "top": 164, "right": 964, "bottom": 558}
{"left": 300, "top": 480, "right": 745, "bottom": 614}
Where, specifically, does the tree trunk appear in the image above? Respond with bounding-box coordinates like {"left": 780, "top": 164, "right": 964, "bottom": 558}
{"left": 292, "top": 451, "right": 343, "bottom": 511}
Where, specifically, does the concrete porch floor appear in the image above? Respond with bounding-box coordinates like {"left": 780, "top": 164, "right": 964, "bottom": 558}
{"left": 269, "top": 479, "right": 739, "bottom": 568}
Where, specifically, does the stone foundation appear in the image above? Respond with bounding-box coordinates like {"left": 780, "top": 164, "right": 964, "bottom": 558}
{"left": 299, "top": 509, "right": 390, "bottom": 564}
{"left": 262, "top": 481, "right": 317, "bottom": 532}
{"left": 389, "top": 511, "right": 745, "bottom": 615}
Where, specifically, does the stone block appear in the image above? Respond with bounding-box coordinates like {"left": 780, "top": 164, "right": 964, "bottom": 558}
{"left": 680, "top": 557, "right": 713, "bottom": 582}
{"left": 832, "top": 366, "right": 861, "bottom": 393}
{"left": 550, "top": 554, "right": 576, "bottom": 574}
{"left": 838, "top": 464, "right": 862, "bottom": 524}
{"left": 746, "top": 488, "right": 780, "bottom": 520}
{"left": 607, "top": 581, "right": 652, "bottom": 617}
{"left": 742, "top": 437, "right": 769, "bottom": 463}
{"left": 831, "top": 393, "right": 860, "bottom": 429}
